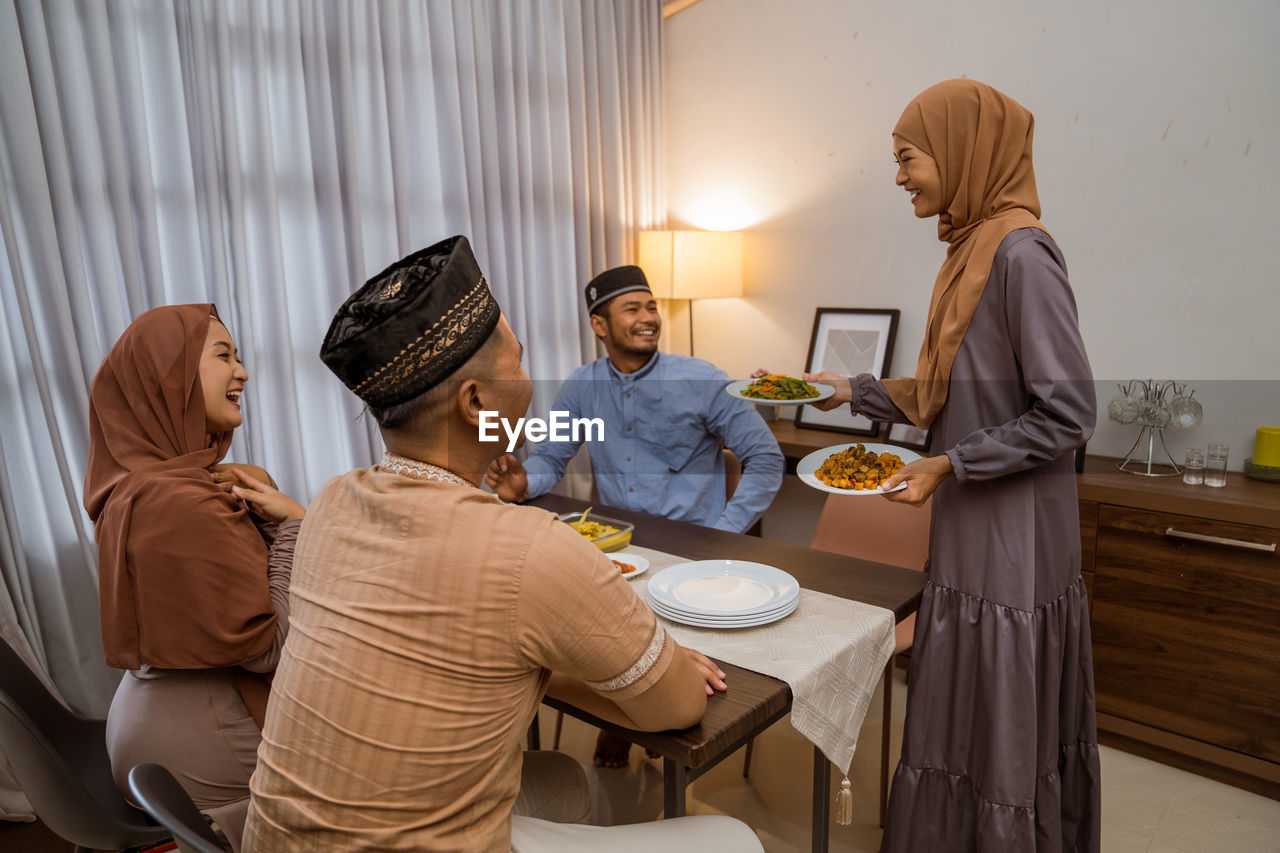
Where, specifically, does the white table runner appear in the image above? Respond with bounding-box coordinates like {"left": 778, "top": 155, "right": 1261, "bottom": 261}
{"left": 620, "top": 545, "right": 896, "bottom": 775}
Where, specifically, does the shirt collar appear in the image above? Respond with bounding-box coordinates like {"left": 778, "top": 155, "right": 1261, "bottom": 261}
{"left": 606, "top": 350, "right": 661, "bottom": 383}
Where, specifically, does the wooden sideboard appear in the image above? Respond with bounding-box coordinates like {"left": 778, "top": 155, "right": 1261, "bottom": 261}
{"left": 766, "top": 419, "right": 854, "bottom": 464}
{"left": 1078, "top": 456, "right": 1280, "bottom": 799}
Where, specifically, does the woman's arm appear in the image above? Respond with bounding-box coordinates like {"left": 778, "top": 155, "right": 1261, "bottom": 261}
{"left": 239, "top": 517, "right": 301, "bottom": 673}
{"left": 941, "top": 239, "right": 1095, "bottom": 483}
{"left": 801, "top": 372, "right": 915, "bottom": 423}
{"left": 227, "top": 467, "right": 306, "bottom": 522}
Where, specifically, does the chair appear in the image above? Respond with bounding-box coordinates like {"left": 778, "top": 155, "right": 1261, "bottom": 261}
{"left": 722, "top": 449, "right": 762, "bottom": 536}
{"left": 128, "top": 763, "right": 226, "bottom": 853}
{"left": 0, "top": 639, "right": 171, "bottom": 852}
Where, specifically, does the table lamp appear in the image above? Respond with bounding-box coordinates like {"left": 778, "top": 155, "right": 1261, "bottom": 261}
{"left": 638, "top": 229, "right": 743, "bottom": 356}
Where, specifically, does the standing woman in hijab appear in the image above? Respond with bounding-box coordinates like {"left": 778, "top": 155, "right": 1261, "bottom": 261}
{"left": 807, "top": 80, "right": 1100, "bottom": 850}
{"left": 84, "top": 304, "right": 306, "bottom": 851}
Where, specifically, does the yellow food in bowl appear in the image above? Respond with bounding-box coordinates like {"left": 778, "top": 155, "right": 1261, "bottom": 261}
{"left": 565, "top": 509, "right": 633, "bottom": 552}
{"left": 567, "top": 519, "right": 619, "bottom": 539}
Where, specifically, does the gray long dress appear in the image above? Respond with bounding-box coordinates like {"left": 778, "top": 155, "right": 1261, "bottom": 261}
{"left": 859, "top": 229, "right": 1101, "bottom": 851}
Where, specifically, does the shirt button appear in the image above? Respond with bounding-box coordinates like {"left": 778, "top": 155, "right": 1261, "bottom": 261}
{"left": 625, "top": 393, "right": 630, "bottom": 398}
{"left": 626, "top": 457, "right": 631, "bottom": 462}
{"left": 627, "top": 426, "right": 632, "bottom": 432}
{"left": 629, "top": 487, "right": 634, "bottom": 493}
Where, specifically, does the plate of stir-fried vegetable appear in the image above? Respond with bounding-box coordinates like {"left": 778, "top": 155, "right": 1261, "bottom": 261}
{"left": 725, "top": 375, "right": 834, "bottom": 406}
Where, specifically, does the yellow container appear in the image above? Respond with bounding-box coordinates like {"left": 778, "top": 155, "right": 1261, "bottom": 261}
{"left": 559, "top": 512, "right": 634, "bottom": 553}
{"left": 1253, "top": 426, "right": 1280, "bottom": 468}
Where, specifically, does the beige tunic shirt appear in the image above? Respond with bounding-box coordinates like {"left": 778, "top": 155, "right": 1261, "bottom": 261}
{"left": 243, "top": 467, "right": 673, "bottom": 852}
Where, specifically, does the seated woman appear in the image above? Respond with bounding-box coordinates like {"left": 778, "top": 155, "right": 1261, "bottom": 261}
{"left": 83, "top": 304, "right": 306, "bottom": 851}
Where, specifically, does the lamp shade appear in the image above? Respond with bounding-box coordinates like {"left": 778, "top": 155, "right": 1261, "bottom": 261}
{"left": 638, "top": 230, "right": 743, "bottom": 300}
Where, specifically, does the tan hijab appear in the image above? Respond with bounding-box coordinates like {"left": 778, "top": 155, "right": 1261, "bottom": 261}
{"left": 85, "top": 304, "right": 276, "bottom": 726}
{"left": 883, "top": 79, "right": 1048, "bottom": 428}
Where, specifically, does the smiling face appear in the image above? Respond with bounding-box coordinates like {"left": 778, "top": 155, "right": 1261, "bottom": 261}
{"left": 198, "top": 318, "right": 249, "bottom": 435}
{"left": 591, "top": 290, "right": 661, "bottom": 363}
{"left": 893, "top": 134, "right": 944, "bottom": 218}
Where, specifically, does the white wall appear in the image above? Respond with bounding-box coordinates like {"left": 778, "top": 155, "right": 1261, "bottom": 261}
{"left": 664, "top": 0, "right": 1280, "bottom": 470}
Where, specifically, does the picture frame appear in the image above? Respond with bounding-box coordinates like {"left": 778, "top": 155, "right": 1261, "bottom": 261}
{"left": 796, "top": 308, "right": 899, "bottom": 435}
{"left": 887, "top": 422, "right": 931, "bottom": 453}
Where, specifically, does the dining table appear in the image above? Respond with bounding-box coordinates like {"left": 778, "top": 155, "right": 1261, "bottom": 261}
{"left": 529, "top": 494, "right": 926, "bottom": 853}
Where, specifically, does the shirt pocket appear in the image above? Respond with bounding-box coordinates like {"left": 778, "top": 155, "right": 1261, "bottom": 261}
{"left": 650, "top": 423, "right": 706, "bottom": 473}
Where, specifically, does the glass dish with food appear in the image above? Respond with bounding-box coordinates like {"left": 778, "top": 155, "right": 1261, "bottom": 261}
{"left": 559, "top": 508, "right": 634, "bottom": 552}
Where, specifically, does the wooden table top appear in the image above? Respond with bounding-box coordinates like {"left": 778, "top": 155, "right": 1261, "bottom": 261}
{"left": 543, "top": 657, "right": 792, "bottom": 771}
{"left": 532, "top": 494, "right": 926, "bottom": 623}
{"left": 531, "top": 494, "right": 926, "bottom": 771}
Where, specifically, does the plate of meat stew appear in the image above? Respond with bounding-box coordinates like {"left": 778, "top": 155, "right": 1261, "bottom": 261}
{"left": 796, "top": 442, "right": 922, "bottom": 495}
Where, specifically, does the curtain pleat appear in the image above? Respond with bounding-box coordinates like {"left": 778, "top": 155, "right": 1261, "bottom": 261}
{"left": 0, "top": 0, "right": 664, "bottom": 718}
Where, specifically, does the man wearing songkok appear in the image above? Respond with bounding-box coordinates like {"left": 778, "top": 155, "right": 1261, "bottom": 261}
{"left": 487, "top": 265, "right": 785, "bottom": 768}
{"left": 486, "top": 265, "right": 783, "bottom": 535}
{"left": 242, "top": 236, "right": 763, "bottom": 853}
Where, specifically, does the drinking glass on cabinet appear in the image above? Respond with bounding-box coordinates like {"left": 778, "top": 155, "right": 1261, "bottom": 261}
{"left": 1205, "top": 443, "right": 1228, "bottom": 487}
{"left": 1182, "top": 449, "right": 1204, "bottom": 486}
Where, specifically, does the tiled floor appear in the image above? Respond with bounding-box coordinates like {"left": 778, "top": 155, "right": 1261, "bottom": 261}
{"left": 5, "top": 668, "right": 1277, "bottom": 851}
{"left": 542, "top": 667, "right": 1280, "bottom": 852}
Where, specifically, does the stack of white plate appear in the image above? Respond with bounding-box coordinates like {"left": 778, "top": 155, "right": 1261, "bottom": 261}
{"left": 646, "top": 560, "right": 800, "bottom": 628}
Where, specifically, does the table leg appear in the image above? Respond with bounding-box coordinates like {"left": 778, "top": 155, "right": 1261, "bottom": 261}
{"left": 663, "top": 758, "right": 688, "bottom": 818}
{"left": 811, "top": 745, "right": 830, "bottom": 853}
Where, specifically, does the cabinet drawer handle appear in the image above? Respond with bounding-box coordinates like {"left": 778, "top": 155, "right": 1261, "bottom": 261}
{"left": 1164, "top": 527, "right": 1277, "bottom": 553}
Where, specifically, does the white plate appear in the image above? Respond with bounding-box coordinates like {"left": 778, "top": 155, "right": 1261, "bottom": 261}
{"left": 650, "top": 596, "right": 799, "bottom": 629}
{"left": 608, "top": 552, "right": 649, "bottom": 578}
{"left": 724, "top": 379, "right": 835, "bottom": 407}
{"left": 646, "top": 560, "right": 799, "bottom": 617}
{"left": 649, "top": 594, "right": 798, "bottom": 625}
{"left": 796, "top": 442, "right": 923, "bottom": 496}
{"left": 651, "top": 591, "right": 798, "bottom": 621}
{"left": 648, "top": 589, "right": 798, "bottom": 621}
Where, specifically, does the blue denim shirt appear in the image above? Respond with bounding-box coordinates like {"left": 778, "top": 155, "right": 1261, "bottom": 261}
{"left": 524, "top": 352, "right": 783, "bottom": 533}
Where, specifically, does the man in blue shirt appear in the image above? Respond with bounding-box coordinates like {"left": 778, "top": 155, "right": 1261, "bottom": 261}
{"left": 486, "top": 265, "right": 783, "bottom": 535}
{"left": 487, "top": 265, "right": 783, "bottom": 768}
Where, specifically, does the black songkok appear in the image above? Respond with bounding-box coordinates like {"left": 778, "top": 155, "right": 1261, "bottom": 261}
{"left": 320, "top": 235, "right": 500, "bottom": 407}
{"left": 584, "top": 265, "right": 652, "bottom": 314}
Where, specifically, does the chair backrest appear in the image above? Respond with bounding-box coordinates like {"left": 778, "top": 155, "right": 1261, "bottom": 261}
{"left": 0, "top": 640, "right": 169, "bottom": 849}
{"left": 810, "top": 494, "right": 932, "bottom": 571}
{"left": 809, "top": 494, "right": 933, "bottom": 653}
{"left": 128, "top": 763, "right": 226, "bottom": 853}
{"left": 724, "top": 449, "right": 743, "bottom": 499}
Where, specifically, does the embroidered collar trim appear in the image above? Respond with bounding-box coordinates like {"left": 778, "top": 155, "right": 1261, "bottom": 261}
{"left": 378, "top": 451, "right": 474, "bottom": 488}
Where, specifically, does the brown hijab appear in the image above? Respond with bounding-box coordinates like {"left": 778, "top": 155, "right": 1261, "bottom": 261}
{"left": 85, "top": 304, "right": 276, "bottom": 726}
{"left": 883, "top": 79, "right": 1048, "bottom": 428}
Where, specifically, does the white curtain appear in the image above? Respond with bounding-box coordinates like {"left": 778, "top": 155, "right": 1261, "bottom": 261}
{"left": 0, "top": 0, "right": 664, "bottom": 718}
